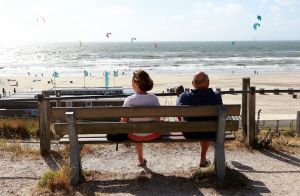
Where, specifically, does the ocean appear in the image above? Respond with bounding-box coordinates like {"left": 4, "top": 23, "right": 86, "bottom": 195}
{"left": 0, "top": 41, "right": 300, "bottom": 76}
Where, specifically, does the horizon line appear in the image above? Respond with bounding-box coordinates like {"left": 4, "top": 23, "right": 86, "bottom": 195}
{"left": 1, "top": 40, "right": 300, "bottom": 43}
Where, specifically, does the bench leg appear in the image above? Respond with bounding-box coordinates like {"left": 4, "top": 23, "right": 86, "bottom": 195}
{"left": 214, "top": 106, "right": 227, "bottom": 181}
{"left": 66, "top": 111, "right": 83, "bottom": 186}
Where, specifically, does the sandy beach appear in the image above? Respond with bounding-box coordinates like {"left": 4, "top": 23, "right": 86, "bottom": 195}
{"left": 1, "top": 71, "right": 300, "bottom": 119}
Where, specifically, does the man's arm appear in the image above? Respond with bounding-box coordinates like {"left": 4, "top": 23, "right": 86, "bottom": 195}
{"left": 176, "top": 92, "right": 188, "bottom": 106}
{"left": 216, "top": 93, "right": 223, "bottom": 105}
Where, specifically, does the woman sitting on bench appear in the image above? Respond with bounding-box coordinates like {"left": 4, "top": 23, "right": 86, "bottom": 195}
{"left": 121, "top": 70, "right": 161, "bottom": 166}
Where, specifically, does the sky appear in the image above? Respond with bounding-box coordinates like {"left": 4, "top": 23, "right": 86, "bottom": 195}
{"left": 0, "top": 0, "right": 300, "bottom": 42}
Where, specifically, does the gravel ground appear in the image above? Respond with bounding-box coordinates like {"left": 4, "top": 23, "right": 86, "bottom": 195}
{"left": 0, "top": 143, "right": 300, "bottom": 195}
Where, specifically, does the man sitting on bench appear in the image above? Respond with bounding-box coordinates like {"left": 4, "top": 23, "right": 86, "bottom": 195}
{"left": 177, "top": 72, "right": 223, "bottom": 167}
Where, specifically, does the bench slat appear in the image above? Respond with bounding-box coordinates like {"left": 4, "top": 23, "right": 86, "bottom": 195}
{"left": 59, "top": 134, "right": 235, "bottom": 144}
{"left": 59, "top": 135, "right": 209, "bottom": 144}
{"left": 50, "top": 105, "right": 240, "bottom": 122}
{"left": 54, "top": 120, "right": 239, "bottom": 135}
{"left": 56, "top": 121, "right": 217, "bottom": 134}
{"left": 61, "top": 131, "right": 235, "bottom": 139}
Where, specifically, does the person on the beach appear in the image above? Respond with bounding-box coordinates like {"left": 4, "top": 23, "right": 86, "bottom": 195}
{"left": 177, "top": 72, "right": 222, "bottom": 167}
{"left": 121, "top": 70, "right": 160, "bottom": 166}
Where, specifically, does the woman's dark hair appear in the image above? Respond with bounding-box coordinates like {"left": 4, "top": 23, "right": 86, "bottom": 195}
{"left": 132, "top": 70, "right": 154, "bottom": 92}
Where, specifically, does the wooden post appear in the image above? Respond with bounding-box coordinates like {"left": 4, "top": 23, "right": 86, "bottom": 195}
{"left": 66, "top": 111, "right": 83, "bottom": 186}
{"left": 259, "top": 88, "right": 265, "bottom": 95}
{"left": 293, "top": 94, "right": 297, "bottom": 99}
{"left": 38, "top": 91, "right": 51, "bottom": 156}
{"left": 214, "top": 106, "right": 227, "bottom": 181}
{"left": 242, "top": 77, "right": 250, "bottom": 137}
{"left": 55, "top": 90, "right": 61, "bottom": 107}
{"left": 276, "top": 120, "right": 279, "bottom": 130}
{"left": 296, "top": 111, "right": 300, "bottom": 137}
{"left": 247, "top": 86, "right": 256, "bottom": 147}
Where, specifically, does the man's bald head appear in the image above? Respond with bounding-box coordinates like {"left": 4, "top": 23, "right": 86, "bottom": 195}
{"left": 192, "top": 72, "right": 209, "bottom": 89}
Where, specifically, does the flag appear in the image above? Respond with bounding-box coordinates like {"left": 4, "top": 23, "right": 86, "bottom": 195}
{"left": 104, "top": 71, "right": 109, "bottom": 87}
{"left": 84, "top": 70, "right": 88, "bottom": 77}
{"left": 53, "top": 71, "right": 59, "bottom": 77}
{"left": 113, "top": 70, "right": 119, "bottom": 77}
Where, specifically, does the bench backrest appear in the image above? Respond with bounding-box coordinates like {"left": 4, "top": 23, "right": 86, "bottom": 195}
{"left": 53, "top": 105, "right": 240, "bottom": 135}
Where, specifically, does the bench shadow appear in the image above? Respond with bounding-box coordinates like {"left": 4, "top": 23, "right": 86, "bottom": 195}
{"left": 231, "top": 159, "right": 300, "bottom": 174}
{"left": 42, "top": 151, "right": 65, "bottom": 170}
{"left": 259, "top": 148, "right": 300, "bottom": 168}
{"left": 231, "top": 161, "right": 254, "bottom": 171}
{"left": 76, "top": 166, "right": 270, "bottom": 195}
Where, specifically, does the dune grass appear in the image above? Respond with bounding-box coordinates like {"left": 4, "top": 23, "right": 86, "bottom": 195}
{"left": 0, "top": 139, "right": 40, "bottom": 158}
{"left": 0, "top": 118, "right": 39, "bottom": 139}
{"left": 38, "top": 165, "right": 73, "bottom": 194}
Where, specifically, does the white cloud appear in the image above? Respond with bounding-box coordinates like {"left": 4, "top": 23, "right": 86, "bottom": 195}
{"left": 98, "top": 5, "right": 133, "bottom": 16}
{"left": 270, "top": 5, "right": 281, "bottom": 13}
{"left": 160, "top": 14, "right": 184, "bottom": 22}
{"left": 258, "top": 0, "right": 270, "bottom": 9}
{"left": 213, "top": 3, "right": 243, "bottom": 15}
{"left": 194, "top": 2, "right": 243, "bottom": 16}
{"left": 274, "top": 0, "right": 298, "bottom": 6}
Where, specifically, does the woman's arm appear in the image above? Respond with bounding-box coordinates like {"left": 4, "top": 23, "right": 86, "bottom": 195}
{"left": 121, "top": 118, "right": 129, "bottom": 122}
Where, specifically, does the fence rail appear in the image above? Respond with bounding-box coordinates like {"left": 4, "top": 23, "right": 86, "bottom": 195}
{"left": 0, "top": 77, "right": 300, "bottom": 155}
{"left": 1, "top": 89, "right": 299, "bottom": 102}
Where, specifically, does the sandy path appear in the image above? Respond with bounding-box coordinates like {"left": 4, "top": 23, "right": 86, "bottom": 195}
{"left": 1, "top": 143, "right": 300, "bottom": 195}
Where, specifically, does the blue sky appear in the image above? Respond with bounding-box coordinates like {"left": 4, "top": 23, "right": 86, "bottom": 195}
{"left": 0, "top": 0, "right": 299, "bottom": 42}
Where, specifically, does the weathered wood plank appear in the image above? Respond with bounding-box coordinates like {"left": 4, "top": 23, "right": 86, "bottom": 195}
{"left": 215, "top": 106, "right": 226, "bottom": 181}
{"left": 66, "top": 111, "right": 83, "bottom": 186}
{"left": 50, "top": 105, "right": 241, "bottom": 122}
{"left": 56, "top": 121, "right": 217, "bottom": 134}
{"left": 0, "top": 101, "right": 38, "bottom": 109}
{"left": 54, "top": 120, "right": 239, "bottom": 135}
{"left": 59, "top": 134, "right": 216, "bottom": 144}
{"left": 242, "top": 77, "right": 250, "bottom": 137}
{"left": 59, "top": 133, "right": 235, "bottom": 144}
{"left": 247, "top": 87, "right": 256, "bottom": 147}
{"left": 38, "top": 91, "right": 51, "bottom": 156}
{"left": 0, "top": 109, "right": 38, "bottom": 118}
{"left": 296, "top": 111, "right": 300, "bottom": 136}
{"left": 61, "top": 132, "right": 235, "bottom": 138}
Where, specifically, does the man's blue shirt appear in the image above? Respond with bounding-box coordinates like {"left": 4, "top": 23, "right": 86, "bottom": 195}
{"left": 177, "top": 88, "right": 222, "bottom": 107}
{"left": 176, "top": 88, "right": 223, "bottom": 139}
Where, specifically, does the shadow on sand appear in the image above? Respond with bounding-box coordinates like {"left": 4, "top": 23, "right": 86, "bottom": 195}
{"left": 42, "top": 150, "right": 65, "bottom": 170}
{"left": 76, "top": 166, "right": 270, "bottom": 195}
{"left": 259, "top": 147, "right": 300, "bottom": 168}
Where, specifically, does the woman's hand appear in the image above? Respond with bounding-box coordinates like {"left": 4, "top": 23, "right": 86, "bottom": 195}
{"left": 120, "top": 118, "right": 129, "bottom": 122}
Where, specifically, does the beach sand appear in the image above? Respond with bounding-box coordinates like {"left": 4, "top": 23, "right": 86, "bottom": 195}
{"left": 0, "top": 72, "right": 300, "bottom": 118}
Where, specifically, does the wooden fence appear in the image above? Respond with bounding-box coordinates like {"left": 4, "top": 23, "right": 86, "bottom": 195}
{"left": 1, "top": 77, "right": 300, "bottom": 155}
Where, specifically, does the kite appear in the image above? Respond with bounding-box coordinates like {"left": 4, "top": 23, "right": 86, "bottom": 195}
{"left": 257, "top": 15, "right": 262, "bottom": 21}
{"left": 131, "top": 37, "right": 136, "bottom": 43}
{"left": 79, "top": 40, "right": 83, "bottom": 48}
{"left": 253, "top": 23, "right": 261, "bottom": 30}
{"left": 106, "top": 32, "right": 112, "bottom": 38}
{"left": 37, "top": 17, "right": 46, "bottom": 23}
{"left": 153, "top": 43, "right": 158, "bottom": 48}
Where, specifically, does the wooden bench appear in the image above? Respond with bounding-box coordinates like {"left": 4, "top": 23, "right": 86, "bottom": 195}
{"left": 52, "top": 104, "right": 241, "bottom": 185}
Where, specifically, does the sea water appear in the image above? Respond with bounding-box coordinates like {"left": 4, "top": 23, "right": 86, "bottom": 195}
{"left": 0, "top": 41, "right": 299, "bottom": 77}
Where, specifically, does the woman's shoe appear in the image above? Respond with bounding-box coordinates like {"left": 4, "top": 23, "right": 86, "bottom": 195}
{"left": 137, "top": 159, "right": 147, "bottom": 167}
{"left": 199, "top": 160, "right": 211, "bottom": 168}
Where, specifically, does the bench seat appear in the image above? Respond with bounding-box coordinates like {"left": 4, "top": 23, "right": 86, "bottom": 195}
{"left": 59, "top": 132, "right": 235, "bottom": 144}
{"left": 52, "top": 105, "right": 240, "bottom": 186}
